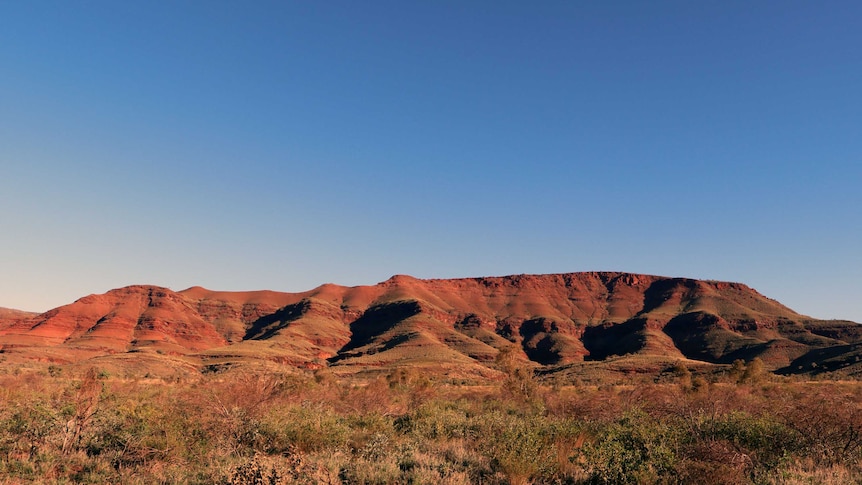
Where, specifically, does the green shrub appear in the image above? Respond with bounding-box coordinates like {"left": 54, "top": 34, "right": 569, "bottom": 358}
{"left": 394, "top": 400, "right": 477, "bottom": 441}
{"left": 581, "top": 410, "right": 681, "bottom": 484}
{"left": 478, "top": 411, "right": 556, "bottom": 484}
{"left": 263, "top": 405, "right": 351, "bottom": 454}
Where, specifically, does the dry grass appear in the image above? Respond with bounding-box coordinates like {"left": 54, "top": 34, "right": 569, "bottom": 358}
{"left": 0, "top": 364, "right": 861, "bottom": 484}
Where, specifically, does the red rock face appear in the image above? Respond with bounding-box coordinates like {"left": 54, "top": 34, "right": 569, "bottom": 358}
{"left": 0, "top": 272, "right": 859, "bottom": 373}
{"left": 1, "top": 286, "right": 227, "bottom": 352}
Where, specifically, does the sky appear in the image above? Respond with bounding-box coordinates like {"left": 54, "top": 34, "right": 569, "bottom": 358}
{"left": 1, "top": 1, "right": 860, "bottom": 321}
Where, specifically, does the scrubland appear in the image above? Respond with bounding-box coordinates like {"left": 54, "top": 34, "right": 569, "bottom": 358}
{"left": 1, "top": 360, "right": 861, "bottom": 484}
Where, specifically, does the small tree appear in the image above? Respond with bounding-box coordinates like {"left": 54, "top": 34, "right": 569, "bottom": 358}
{"left": 727, "top": 359, "right": 746, "bottom": 383}
{"left": 61, "top": 368, "right": 102, "bottom": 454}
{"left": 740, "top": 357, "right": 767, "bottom": 384}
{"left": 672, "top": 361, "right": 692, "bottom": 390}
{"left": 496, "top": 345, "right": 538, "bottom": 404}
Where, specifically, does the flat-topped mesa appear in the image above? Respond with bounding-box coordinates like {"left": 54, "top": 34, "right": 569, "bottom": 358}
{"left": 0, "top": 272, "right": 857, "bottom": 375}
{"left": 369, "top": 272, "right": 799, "bottom": 326}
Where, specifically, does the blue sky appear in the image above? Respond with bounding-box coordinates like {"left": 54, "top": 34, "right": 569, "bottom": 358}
{"left": 1, "top": 1, "right": 860, "bottom": 321}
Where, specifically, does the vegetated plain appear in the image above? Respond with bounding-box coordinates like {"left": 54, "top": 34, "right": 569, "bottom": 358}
{"left": 1, "top": 359, "right": 861, "bottom": 484}
{"left": 1, "top": 272, "right": 862, "bottom": 483}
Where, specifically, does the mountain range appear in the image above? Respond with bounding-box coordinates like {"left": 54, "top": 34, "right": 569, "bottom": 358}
{"left": 2, "top": 272, "right": 860, "bottom": 379}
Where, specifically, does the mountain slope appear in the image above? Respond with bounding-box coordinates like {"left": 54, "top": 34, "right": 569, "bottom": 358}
{"left": 0, "top": 286, "right": 227, "bottom": 353}
{"left": 0, "top": 307, "right": 36, "bottom": 319}
{"left": 1, "top": 272, "right": 859, "bottom": 377}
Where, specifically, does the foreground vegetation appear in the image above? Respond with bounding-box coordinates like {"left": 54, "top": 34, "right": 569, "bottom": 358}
{"left": 1, "top": 360, "right": 861, "bottom": 484}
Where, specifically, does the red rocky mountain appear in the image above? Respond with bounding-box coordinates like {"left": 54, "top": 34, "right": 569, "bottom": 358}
{"left": 1, "top": 273, "right": 860, "bottom": 377}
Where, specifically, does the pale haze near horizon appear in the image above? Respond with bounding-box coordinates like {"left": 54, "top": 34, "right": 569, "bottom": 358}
{"left": 1, "top": 2, "right": 860, "bottom": 322}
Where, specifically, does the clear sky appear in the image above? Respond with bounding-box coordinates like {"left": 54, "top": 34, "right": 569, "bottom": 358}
{"left": 1, "top": 1, "right": 860, "bottom": 321}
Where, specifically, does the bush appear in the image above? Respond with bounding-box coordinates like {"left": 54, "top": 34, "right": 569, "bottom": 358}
{"left": 580, "top": 410, "right": 681, "bottom": 484}
{"left": 478, "top": 412, "right": 556, "bottom": 484}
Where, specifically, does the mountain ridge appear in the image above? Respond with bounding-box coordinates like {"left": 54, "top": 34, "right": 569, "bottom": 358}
{"left": 1, "top": 272, "right": 860, "bottom": 378}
